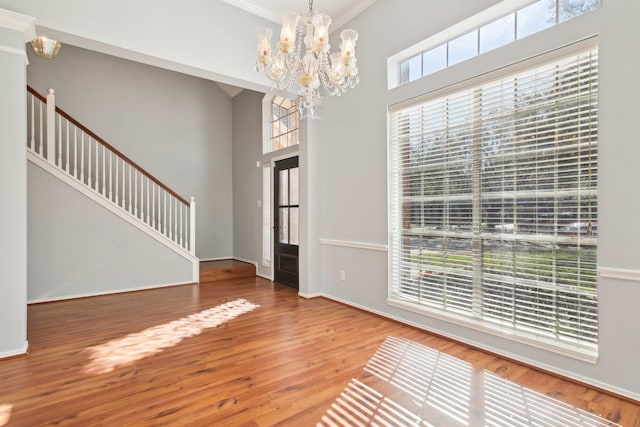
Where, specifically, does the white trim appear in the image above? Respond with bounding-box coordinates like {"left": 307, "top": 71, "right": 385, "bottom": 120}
{"left": 198, "top": 256, "right": 236, "bottom": 262}
{"left": 220, "top": 0, "right": 280, "bottom": 24}
{"left": 387, "top": 0, "right": 538, "bottom": 89}
{"left": 599, "top": 267, "right": 640, "bottom": 283}
{"left": 387, "top": 297, "right": 597, "bottom": 364}
{"left": 0, "top": 8, "right": 37, "bottom": 41}
{"left": 233, "top": 256, "right": 258, "bottom": 269}
{"left": 298, "top": 292, "right": 323, "bottom": 299}
{"left": 389, "top": 36, "right": 599, "bottom": 113}
{"left": 0, "top": 341, "right": 29, "bottom": 359}
{"left": 0, "top": 45, "right": 27, "bottom": 59}
{"left": 219, "top": 0, "right": 376, "bottom": 30}
{"left": 320, "top": 238, "right": 388, "bottom": 252}
{"left": 27, "top": 280, "right": 197, "bottom": 305}
{"left": 256, "top": 272, "right": 272, "bottom": 281}
{"left": 316, "top": 293, "right": 639, "bottom": 402}
{"left": 330, "top": 1, "right": 377, "bottom": 30}
{"left": 28, "top": 152, "right": 199, "bottom": 279}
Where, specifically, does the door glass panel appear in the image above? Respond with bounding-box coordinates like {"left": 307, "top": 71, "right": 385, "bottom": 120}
{"left": 290, "top": 167, "right": 299, "bottom": 205}
{"left": 279, "top": 208, "right": 289, "bottom": 244}
{"left": 290, "top": 207, "right": 299, "bottom": 245}
{"left": 279, "top": 170, "right": 289, "bottom": 205}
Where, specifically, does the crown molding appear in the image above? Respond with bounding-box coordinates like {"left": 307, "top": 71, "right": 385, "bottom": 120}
{"left": 220, "top": 0, "right": 377, "bottom": 30}
{"left": 331, "top": 0, "right": 376, "bottom": 30}
{"left": 220, "top": 0, "right": 280, "bottom": 23}
{"left": 0, "top": 8, "right": 37, "bottom": 42}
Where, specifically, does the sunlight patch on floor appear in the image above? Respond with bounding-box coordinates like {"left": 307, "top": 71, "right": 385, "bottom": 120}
{"left": 0, "top": 404, "right": 12, "bottom": 427}
{"left": 82, "top": 298, "right": 259, "bottom": 375}
{"left": 318, "top": 336, "right": 619, "bottom": 427}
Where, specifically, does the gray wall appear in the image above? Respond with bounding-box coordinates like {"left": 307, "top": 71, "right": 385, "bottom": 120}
{"left": 231, "top": 90, "right": 263, "bottom": 269}
{"left": 310, "top": 0, "right": 640, "bottom": 399}
{"left": 26, "top": 44, "right": 233, "bottom": 260}
{"left": 0, "top": 22, "right": 30, "bottom": 357}
{"left": 28, "top": 162, "right": 194, "bottom": 301}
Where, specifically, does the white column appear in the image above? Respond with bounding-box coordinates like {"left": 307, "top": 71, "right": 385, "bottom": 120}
{"left": 0, "top": 8, "right": 36, "bottom": 358}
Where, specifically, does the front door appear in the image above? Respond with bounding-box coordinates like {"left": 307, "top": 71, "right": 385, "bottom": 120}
{"left": 273, "top": 157, "right": 299, "bottom": 289}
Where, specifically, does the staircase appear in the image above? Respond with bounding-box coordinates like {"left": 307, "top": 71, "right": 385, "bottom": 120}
{"left": 200, "top": 260, "right": 256, "bottom": 283}
{"left": 26, "top": 86, "right": 199, "bottom": 283}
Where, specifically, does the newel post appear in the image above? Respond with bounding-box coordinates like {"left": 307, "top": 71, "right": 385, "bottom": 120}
{"left": 189, "top": 196, "right": 196, "bottom": 255}
{"left": 46, "top": 88, "right": 55, "bottom": 164}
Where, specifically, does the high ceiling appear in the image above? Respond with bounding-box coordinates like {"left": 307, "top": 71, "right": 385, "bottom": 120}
{"left": 220, "top": 0, "right": 376, "bottom": 30}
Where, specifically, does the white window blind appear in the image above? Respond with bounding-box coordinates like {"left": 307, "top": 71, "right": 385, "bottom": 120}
{"left": 389, "top": 47, "right": 599, "bottom": 355}
{"left": 262, "top": 165, "right": 272, "bottom": 267}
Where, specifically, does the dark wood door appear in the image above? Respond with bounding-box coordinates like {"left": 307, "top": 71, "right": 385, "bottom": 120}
{"left": 273, "top": 157, "right": 299, "bottom": 289}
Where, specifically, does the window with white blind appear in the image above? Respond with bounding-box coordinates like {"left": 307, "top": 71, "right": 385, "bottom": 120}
{"left": 389, "top": 46, "right": 599, "bottom": 357}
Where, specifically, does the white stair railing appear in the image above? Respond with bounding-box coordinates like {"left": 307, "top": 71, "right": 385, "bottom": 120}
{"left": 27, "top": 86, "right": 196, "bottom": 255}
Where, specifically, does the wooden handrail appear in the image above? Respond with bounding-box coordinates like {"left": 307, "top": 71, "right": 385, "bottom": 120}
{"left": 27, "top": 85, "right": 189, "bottom": 206}
{"left": 28, "top": 86, "right": 47, "bottom": 103}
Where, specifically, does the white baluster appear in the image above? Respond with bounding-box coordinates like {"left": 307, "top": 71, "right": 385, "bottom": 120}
{"left": 128, "top": 163, "right": 132, "bottom": 213}
{"left": 46, "top": 89, "right": 55, "bottom": 164}
{"left": 29, "top": 94, "right": 35, "bottom": 151}
{"left": 134, "top": 170, "right": 138, "bottom": 217}
{"left": 39, "top": 101, "right": 44, "bottom": 156}
{"left": 73, "top": 123, "right": 77, "bottom": 178}
{"left": 101, "top": 145, "right": 105, "bottom": 196}
{"left": 174, "top": 198, "right": 178, "bottom": 243}
{"left": 57, "top": 115, "right": 62, "bottom": 167}
{"left": 189, "top": 197, "right": 196, "bottom": 255}
{"left": 115, "top": 157, "right": 119, "bottom": 206}
{"left": 152, "top": 185, "right": 156, "bottom": 229}
{"left": 94, "top": 139, "right": 98, "bottom": 191}
{"left": 109, "top": 151, "right": 113, "bottom": 201}
{"left": 169, "top": 197, "right": 173, "bottom": 240}
{"left": 87, "top": 137, "right": 97, "bottom": 188}
{"left": 80, "top": 132, "right": 85, "bottom": 183}
{"left": 163, "top": 191, "right": 167, "bottom": 235}
{"left": 141, "top": 175, "right": 145, "bottom": 221}
{"left": 146, "top": 178, "right": 150, "bottom": 224}
{"left": 178, "top": 201, "right": 183, "bottom": 246}
{"left": 65, "top": 120, "right": 70, "bottom": 175}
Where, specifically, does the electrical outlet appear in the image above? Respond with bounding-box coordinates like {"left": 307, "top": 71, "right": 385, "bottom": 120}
{"left": 340, "top": 270, "right": 345, "bottom": 281}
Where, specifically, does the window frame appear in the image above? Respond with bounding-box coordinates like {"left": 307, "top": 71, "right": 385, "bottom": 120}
{"left": 390, "top": 0, "right": 601, "bottom": 88}
{"left": 388, "top": 40, "right": 599, "bottom": 362}
{"left": 263, "top": 95, "right": 300, "bottom": 154}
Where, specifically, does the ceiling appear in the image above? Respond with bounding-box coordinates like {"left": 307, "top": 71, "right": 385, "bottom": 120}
{"left": 221, "top": 0, "right": 376, "bottom": 30}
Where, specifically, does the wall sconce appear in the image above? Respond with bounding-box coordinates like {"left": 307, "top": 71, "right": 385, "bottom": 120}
{"left": 30, "top": 36, "right": 61, "bottom": 59}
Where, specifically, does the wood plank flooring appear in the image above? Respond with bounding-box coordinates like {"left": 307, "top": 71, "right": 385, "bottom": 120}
{"left": 200, "top": 260, "right": 256, "bottom": 284}
{"left": 0, "top": 277, "right": 638, "bottom": 426}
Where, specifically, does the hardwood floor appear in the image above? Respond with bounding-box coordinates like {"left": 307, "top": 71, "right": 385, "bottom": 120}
{"left": 0, "top": 277, "right": 638, "bottom": 426}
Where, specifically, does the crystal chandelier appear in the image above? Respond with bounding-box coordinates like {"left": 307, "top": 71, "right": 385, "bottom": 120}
{"left": 255, "top": 0, "right": 359, "bottom": 117}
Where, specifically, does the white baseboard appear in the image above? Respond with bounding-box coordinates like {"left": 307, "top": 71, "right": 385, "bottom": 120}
{"left": 233, "top": 257, "right": 258, "bottom": 268}
{"left": 28, "top": 280, "right": 196, "bottom": 304}
{"left": 256, "top": 272, "right": 273, "bottom": 280}
{"left": 198, "top": 256, "right": 235, "bottom": 262}
{"left": 0, "top": 341, "right": 29, "bottom": 359}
